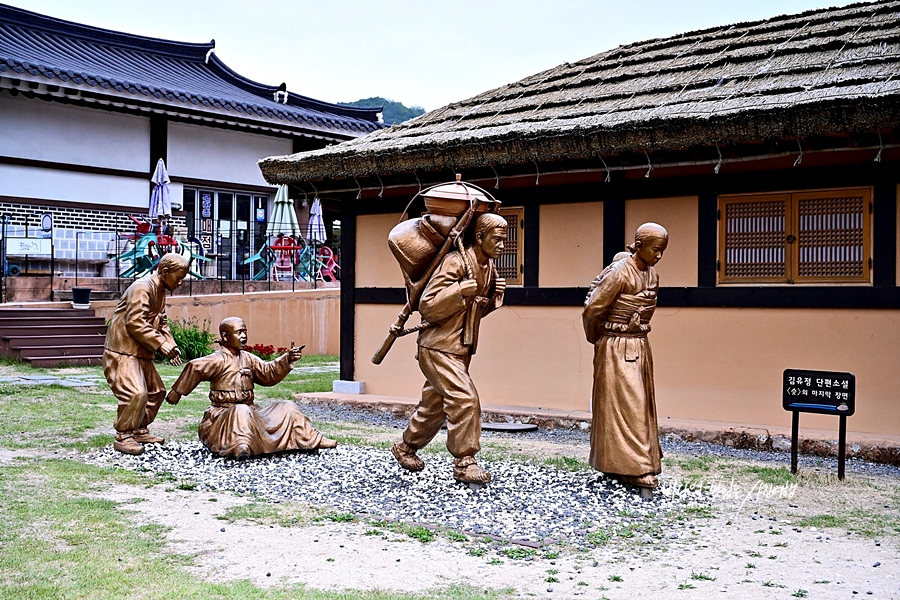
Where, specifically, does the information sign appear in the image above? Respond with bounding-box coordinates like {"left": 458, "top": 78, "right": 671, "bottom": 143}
{"left": 783, "top": 369, "right": 855, "bottom": 416}
{"left": 783, "top": 368, "right": 855, "bottom": 480}
{"left": 7, "top": 237, "right": 52, "bottom": 256}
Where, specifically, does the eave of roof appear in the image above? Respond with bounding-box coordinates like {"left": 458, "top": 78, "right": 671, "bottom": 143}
{"left": 259, "top": 0, "right": 900, "bottom": 184}
{"left": 0, "top": 3, "right": 384, "bottom": 139}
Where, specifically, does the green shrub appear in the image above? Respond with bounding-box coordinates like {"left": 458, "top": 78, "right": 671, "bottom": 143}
{"left": 156, "top": 317, "right": 216, "bottom": 362}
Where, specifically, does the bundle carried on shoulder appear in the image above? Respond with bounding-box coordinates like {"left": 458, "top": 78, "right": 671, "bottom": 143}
{"left": 372, "top": 176, "right": 500, "bottom": 364}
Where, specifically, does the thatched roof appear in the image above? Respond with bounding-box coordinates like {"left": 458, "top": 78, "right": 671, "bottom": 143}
{"left": 261, "top": 0, "right": 900, "bottom": 183}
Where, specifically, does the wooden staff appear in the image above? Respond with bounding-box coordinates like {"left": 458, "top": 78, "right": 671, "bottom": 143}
{"left": 371, "top": 199, "right": 483, "bottom": 364}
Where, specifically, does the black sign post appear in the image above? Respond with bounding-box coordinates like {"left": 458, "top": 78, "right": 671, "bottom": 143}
{"left": 783, "top": 369, "right": 855, "bottom": 480}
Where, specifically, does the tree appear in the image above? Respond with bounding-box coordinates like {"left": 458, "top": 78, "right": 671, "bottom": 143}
{"left": 339, "top": 97, "right": 425, "bottom": 125}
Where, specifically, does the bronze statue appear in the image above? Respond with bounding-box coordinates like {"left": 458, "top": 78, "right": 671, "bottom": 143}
{"left": 582, "top": 223, "right": 668, "bottom": 490}
{"left": 165, "top": 317, "right": 336, "bottom": 459}
{"left": 103, "top": 253, "right": 189, "bottom": 455}
{"left": 391, "top": 212, "right": 507, "bottom": 484}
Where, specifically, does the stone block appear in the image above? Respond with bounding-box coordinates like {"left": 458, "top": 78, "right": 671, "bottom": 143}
{"left": 332, "top": 380, "right": 365, "bottom": 395}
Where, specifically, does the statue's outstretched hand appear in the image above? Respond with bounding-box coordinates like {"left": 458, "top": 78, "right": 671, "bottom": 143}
{"left": 165, "top": 390, "right": 181, "bottom": 405}
{"left": 288, "top": 341, "right": 305, "bottom": 362}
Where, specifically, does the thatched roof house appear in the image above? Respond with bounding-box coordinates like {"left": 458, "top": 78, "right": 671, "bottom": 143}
{"left": 261, "top": 0, "right": 900, "bottom": 185}
{"left": 261, "top": 0, "right": 900, "bottom": 442}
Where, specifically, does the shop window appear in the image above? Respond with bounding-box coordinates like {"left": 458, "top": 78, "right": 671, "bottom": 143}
{"left": 496, "top": 207, "right": 524, "bottom": 286}
{"left": 718, "top": 188, "right": 872, "bottom": 284}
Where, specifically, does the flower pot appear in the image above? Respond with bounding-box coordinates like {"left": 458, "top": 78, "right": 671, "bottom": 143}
{"left": 71, "top": 287, "right": 91, "bottom": 308}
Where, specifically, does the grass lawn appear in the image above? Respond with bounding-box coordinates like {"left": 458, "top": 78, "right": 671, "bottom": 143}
{"left": 0, "top": 356, "right": 509, "bottom": 600}
{"left": 1, "top": 356, "right": 898, "bottom": 598}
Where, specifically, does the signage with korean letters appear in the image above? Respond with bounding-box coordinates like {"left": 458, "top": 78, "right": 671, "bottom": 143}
{"left": 200, "top": 234, "right": 213, "bottom": 251}
{"left": 783, "top": 369, "right": 855, "bottom": 416}
{"left": 7, "top": 237, "right": 52, "bottom": 255}
{"left": 200, "top": 192, "right": 213, "bottom": 218}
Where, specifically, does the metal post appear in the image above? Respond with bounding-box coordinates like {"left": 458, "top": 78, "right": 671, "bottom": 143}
{"left": 1, "top": 214, "right": 7, "bottom": 303}
{"left": 115, "top": 221, "right": 121, "bottom": 295}
{"left": 790, "top": 411, "right": 799, "bottom": 475}
{"left": 24, "top": 215, "right": 29, "bottom": 275}
{"left": 50, "top": 241, "right": 54, "bottom": 300}
{"left": 838, "top": 415, "right": 847, "bottom": 481}
{"left": 75, "top": 231, "right": 80, "bottom": 288}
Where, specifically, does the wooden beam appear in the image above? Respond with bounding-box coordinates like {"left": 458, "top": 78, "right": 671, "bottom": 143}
{"left": 340, "top": 200, "right": 357, "bottom": 381}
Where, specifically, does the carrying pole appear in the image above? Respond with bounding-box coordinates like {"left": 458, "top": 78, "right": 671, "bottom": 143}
{"left": 371, "top": 199, "right": 482, "bottom": 364}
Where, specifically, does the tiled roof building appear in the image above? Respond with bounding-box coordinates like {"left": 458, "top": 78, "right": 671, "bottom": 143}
{"left": 0, "top": 3, "right": 382, "bottom": 138}
{"left": 0, "top": 3, "right": 381, "bottom": 289}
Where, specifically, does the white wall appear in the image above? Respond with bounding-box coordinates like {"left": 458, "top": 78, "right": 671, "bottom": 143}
{"left": 0, "top": 94, "right": 149, "bottom": 172}
{"left": 0, "top": 164, "right": 148, "bottom": 209}
{"left": 167, "top": 122, "right": 292, "bottom": 187}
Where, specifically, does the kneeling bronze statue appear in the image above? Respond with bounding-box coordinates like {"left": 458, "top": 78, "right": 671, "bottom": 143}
{"left": 166, "top": 317, "right": 336, "bottom": 459}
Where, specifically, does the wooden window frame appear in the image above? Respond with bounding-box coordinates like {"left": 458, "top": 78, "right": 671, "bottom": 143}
{"left": 718, "top": 187, "right": 872, "bottom": 285}
{"left": 497, "top": 206, "right": 525, "bottom": 286}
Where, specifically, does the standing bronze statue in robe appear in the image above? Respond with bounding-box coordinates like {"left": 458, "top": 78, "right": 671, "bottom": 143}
{"left": 165, "top": 317, "right": 336, "bottom": 459}
{"left": 582, "top": 223, "right": 668, "bottom": 489}
{"left": 392, "top": 212, "right": 507, "bottom": 483}
{"left": 103, "top": 253, "right": 189, "bottom": 455}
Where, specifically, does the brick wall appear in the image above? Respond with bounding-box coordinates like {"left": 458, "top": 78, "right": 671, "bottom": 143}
{"left": 1, "top": 200, "right": 185, "bottom": 276}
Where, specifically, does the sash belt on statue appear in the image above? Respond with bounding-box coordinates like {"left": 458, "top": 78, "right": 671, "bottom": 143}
{"left": 600, "top": 293, "right": 657, "bottom": 361}
{"left": 210, "top": 389, "right": 254, "bottom": 406}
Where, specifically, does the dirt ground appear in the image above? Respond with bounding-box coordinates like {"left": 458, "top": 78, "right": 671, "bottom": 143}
{"left": 87, "top": 442, "right": 899, "bottom": 599}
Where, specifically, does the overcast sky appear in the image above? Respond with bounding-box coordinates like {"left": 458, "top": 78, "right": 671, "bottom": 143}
{"left": 6, "top": 0, "right": 858, "bottom": 111}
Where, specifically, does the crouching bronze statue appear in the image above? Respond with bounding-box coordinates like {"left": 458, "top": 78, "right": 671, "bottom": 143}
{"left": 166, "top": 317, "right": 336, "bottom": 459}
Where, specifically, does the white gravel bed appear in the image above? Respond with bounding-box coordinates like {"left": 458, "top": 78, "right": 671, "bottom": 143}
{"left": 85, "top": 442, "right": 710, "bottom": 546}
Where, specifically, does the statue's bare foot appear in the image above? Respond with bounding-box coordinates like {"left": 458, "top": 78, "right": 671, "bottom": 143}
{"left": 114, "top": 435, "right": 145, "bottom": 455}
{"left": 318, "top": 437, "right": 337, "bottom": 449}
{"left": 234, "top": 444, "right": 251, "bottom": 460}
{"left": 453, "top": 456, "right": 491, "bottom": 483}
{"left": 391, "top": 441, "right": 424, "bottom": 471}
{"left": 133, "top": 429, "right": 164, "bottom": 445}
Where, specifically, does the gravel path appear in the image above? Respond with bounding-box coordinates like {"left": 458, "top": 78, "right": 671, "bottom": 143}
{"left": 86, "top": 442, "right": 709, "bottom": 546}
{"left": 299, "top": 402, "right": 900, "bottom": 478}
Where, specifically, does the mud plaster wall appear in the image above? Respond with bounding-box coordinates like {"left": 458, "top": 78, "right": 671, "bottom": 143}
{"left": 624, "top": 196, "right": 698, "bottom": 287}
{"left": 355, "top": 303, "right": 900, "bottom": 436}
{"left": 356, "top": 213, "right": 405, "bottom": 288}
{"left": 539, "top": 202, "right": 604, "bottom": 287}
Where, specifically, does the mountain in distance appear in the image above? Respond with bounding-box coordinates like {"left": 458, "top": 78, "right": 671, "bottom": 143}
{"left": 339, "top": 97, "right": 425, "bottom": 125}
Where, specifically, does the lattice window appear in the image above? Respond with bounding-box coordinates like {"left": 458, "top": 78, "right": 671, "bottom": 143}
{"left": 718, "top": 189, "right": 871, "bottom": 284}
{"left": 495, "top": 207, "right": 524, "bottom": 285}
{"left": 722, "top": 196, "right": 788, "bottom": 281}
{"left": 794, "top": 192, "right": 867, "bottom": 282}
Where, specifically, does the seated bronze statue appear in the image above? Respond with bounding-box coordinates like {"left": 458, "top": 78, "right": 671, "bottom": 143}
{"left": 165, "top": 317, "right": 336, "bottom": 459}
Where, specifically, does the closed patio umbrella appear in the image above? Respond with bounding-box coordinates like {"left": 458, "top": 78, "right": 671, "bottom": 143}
{"left": 307, "top": 197, "right": 327, "bottom": 245}
{"left": 267, "top": 185, "right": 302, "bottom": 238}
{"left": 149, "top": 158, "right": 171, "bottom": 219}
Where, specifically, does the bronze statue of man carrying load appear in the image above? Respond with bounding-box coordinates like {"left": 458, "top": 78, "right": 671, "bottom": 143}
{"left": 374, "top": 176, "right": 506, "bottom": 484}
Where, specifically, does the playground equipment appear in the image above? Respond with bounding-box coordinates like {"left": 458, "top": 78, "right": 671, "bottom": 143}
{"left": 241, "top": 235, "right": 335, "bottom": 282}
{"left": 112, "top": 215, "right": 209, "bottom": 279}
